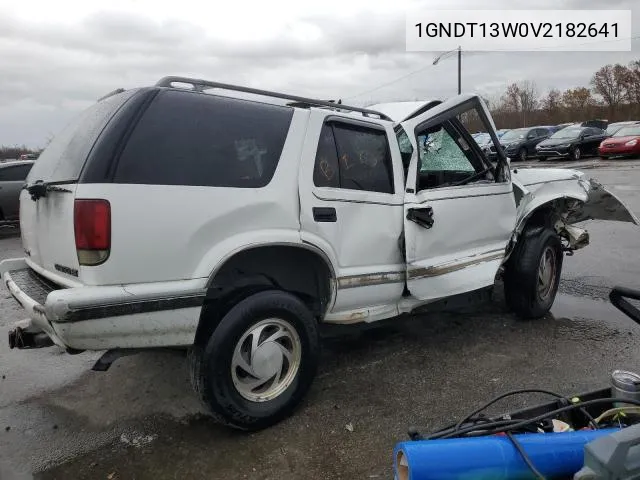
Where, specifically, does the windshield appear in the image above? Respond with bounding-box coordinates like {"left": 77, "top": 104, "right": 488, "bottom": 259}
{"left": 472, "top": 133, "right": 491, "bottom": 145}
{"left": 614, "top": 126, "right": 640, "bottom": 137}
{"left": 500, "top": 129, "right": 527, "bottom": 141}
{"left": 550, "top": 127, "right": 582, "bottom": 139}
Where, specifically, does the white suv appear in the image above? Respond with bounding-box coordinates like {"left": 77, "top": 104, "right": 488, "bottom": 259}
{"left": 2, "top": 76, "right": 637, "bottom": 430}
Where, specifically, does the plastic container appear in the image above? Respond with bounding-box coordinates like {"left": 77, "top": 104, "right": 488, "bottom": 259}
{"left": 394, "top": 429, "right": 619, "bottom": 480}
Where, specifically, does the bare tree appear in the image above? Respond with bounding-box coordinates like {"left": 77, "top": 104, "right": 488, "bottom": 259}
{"left": 541, "top": 88, "right": 562, "bottom": 117}
{"left": 517, "top": 81, "right": 538, "bottom": 126}
{"left": 501, "top": 83, "right": 520, "bottom": 113}
{"left": 622, "top": 60, "right": 640, "bottom": 116}
{"left": 591, "top": 64, "right": 628, "bottom": 114}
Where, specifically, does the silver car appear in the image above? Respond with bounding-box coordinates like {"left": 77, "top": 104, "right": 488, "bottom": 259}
{"left": 0, "top": 161, "right": 34, "bottom": 222}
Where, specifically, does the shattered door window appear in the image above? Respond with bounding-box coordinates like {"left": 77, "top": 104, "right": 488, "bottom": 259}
{"left": 418, "top": 127, "right": 475, "bottom": 172}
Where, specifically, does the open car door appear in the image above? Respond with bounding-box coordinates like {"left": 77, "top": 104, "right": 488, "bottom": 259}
{"left": 398, "top": 94, "right": 515, "bottom": 302}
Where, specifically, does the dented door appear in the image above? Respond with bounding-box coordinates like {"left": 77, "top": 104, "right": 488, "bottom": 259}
{"left": 298, "top": 110, "right": 406, "bottom": 317}
{"left": 399, "top": 95, "right": 517, "bottom": 302}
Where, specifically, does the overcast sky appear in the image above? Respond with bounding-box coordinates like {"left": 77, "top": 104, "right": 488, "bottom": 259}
{"left": 0, "top": 0, "right": 638, "bottom": 147}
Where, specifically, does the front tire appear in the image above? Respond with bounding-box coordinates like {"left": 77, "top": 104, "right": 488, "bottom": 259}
{"left": 190, "top": 290, "right": 320, "bottom": 431}
{"left": 572, "top": 146, "right": 581, "bottom": 161}
{"left": 504, "top": 226, "right": 563, "bottom": 319}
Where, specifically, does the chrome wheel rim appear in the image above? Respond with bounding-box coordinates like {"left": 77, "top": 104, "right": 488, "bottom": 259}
{"left": 537, "top": 246, "right": 557, "bottom": 302}
{"left": 231, "top": 318, "right": 302, "bottom": 402}
{"left": 574, "top": 148, "right": 581, "bottom": 160}
{"left": 520, "top": 149, "right": 527, "bottom": 162}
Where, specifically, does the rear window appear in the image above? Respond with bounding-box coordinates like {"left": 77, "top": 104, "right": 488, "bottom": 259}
{"left": 27, "top": 90, "right": 136, "bottom": 183}
{"left": 113, "top": 90, "right": 294, "bottom": 188}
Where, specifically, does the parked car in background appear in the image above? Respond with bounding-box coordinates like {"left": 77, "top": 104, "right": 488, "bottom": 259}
{"left": 539, "top": 125, "right": 562, "bottom": 134}
{"left": 471, "top": 132, "right": 498, "bottom": 161}
{"left": 536, "top": 126, "right": 607, "bottom": 161}
{"left": 18, "top": 153, "right": 38, "bottom": 161}
{"left": 599, "top": 124, "right": 640, "bottom": 159}
{"left": 555, "top": 123, "right": 573, "bottom": 131}
{"left": 605, "top": 121, "right": 640, "bottom": 138}
{"left": 0, "top": 160, "right": 34, "bottom": 222}
{"left": 499, "top": 126, "right": 552, "bottom": 161}
{"left": 581, "top": 119, "right": 608, "bottom": 131}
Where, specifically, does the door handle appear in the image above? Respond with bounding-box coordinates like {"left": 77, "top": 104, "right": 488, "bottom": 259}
{"left": 407, "top": 207, "right": 434, "bottom": 229}
{"left": 313, "top": 207, "right": 337, "bottom": 223}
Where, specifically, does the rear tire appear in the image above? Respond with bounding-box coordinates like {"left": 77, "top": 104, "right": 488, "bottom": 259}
{"left": 518, "top": 148, "right": 527, "bottom": 162}
{"left": 190, "top": 290, "right": 320, "bottom": 431}
{"left": 504, "top": 226, "right": 563, "bottom": 319}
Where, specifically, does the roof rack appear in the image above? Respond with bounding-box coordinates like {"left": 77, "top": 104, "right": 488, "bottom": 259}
{"left": 155, "top": 76, "right": 392, "bottom": 121}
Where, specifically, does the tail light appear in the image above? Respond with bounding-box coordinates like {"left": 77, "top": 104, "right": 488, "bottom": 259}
{"left": 74, "top": 199, "right": 111, "bottom": 266}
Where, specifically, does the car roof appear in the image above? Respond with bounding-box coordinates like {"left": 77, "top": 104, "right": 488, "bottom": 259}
{"left": 367, "top": 100, "right": 441, "bottom": 123}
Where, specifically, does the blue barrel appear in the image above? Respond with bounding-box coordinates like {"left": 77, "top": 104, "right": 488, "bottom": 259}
{"left": 394, "top": 429, "right": 619, "bottom": 480}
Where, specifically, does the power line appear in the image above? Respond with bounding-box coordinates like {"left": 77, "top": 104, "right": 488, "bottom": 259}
{"left": 344, "top": 34, "right": 640, "bottom": 101}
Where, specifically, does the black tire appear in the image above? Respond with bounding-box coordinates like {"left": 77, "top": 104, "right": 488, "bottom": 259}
{"left": 572, "top": 146, "right": 581, "bottom": 161}
{"left": 518, "top": 147, "right": 527, "bottom": 162}
{"left": 504, "top": 226, "right": 563, "bottom": 319}
{"left": 190, "top": 290, "right": 320, "bottom": 431}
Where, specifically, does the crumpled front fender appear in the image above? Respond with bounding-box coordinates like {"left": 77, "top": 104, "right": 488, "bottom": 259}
{"left": 567, "top": 178, "right": 639, "bottom": 225}
{"left": 510, "top": 174, "right": 638, "bottom": 257}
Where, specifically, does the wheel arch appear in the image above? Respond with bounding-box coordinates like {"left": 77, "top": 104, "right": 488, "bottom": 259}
{"left": 194, "top": 243, "right": 336, "bottom": 346}
{"left": 505, "top": 188, "right": 588, "bottom": 263}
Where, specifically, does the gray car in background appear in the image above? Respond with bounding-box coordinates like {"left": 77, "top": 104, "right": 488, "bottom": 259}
{"left": 0, "top": 161, "right": 34, "bottom": 222}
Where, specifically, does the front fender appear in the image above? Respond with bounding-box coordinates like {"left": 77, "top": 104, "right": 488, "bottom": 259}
{"left": 510, "top": 174, "right": 638, "bottom": 257}
{"left": 515, "top": 176, "right": 638, "bottom": 233}
{"left": 567, "top": 178, "right": 639, "bottom": 225}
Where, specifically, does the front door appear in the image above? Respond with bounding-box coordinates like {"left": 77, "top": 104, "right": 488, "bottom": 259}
{"left": 399, "top": 95, "right": 517, "bottom": 302}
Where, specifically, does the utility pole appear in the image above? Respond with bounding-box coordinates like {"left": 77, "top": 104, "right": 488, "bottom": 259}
{"left": 433, "top": 46, "right": 462, "bottom": 95}
{"left": 457, "top": 46, "right": 461, "bottom": 95}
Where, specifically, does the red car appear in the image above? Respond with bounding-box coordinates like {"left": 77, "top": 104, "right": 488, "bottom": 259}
{"left": 599, "top": 123, "right": 640, "bottom": 159}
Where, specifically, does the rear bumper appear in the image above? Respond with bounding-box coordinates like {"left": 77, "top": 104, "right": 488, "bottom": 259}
{"left": 1, "top": 258, "right": 205, "bottom": 351}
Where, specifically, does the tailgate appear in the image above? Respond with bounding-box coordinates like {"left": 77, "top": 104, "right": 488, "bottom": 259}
{"left": 20, "top": 185, "right": 80, "bottom": 283}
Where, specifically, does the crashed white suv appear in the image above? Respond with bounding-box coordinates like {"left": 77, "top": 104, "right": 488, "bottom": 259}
{"left": 2, "top": 76, "right": 637, "bottom": 431}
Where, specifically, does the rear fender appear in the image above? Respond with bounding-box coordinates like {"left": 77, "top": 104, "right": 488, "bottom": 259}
{"left": 507, "top": 176, "right": 638, "bottom": 260}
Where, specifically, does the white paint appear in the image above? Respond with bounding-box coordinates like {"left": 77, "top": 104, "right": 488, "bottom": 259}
{"left": 398, "top": 94, "right": 517, "bottom": 302}
{"left": 298, "top": 109, "right": 406, "bottom": 318}
{"left": 3, "top": 92, "right": 636, "bottom": 351}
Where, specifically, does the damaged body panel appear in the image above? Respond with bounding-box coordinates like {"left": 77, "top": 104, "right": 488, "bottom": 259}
{"left": 510, "top": 168, "right": 638, "bottom": 257}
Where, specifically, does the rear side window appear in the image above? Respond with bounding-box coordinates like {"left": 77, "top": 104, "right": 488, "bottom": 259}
{"left": 313, "top": 121, "right": 394, "bottom": 194}
{"left": 113, "top": 90, "right": 294, "bottom": 187}
{"left": 27, "top": 90, "right": 136, "bottom": 183}
{"left": 0, "top": 164, "right": 33, "bottom": 181}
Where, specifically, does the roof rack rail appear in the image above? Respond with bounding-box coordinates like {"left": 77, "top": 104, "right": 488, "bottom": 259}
{"left": 155, "top": 76, "right": 391, "bottom": 121}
